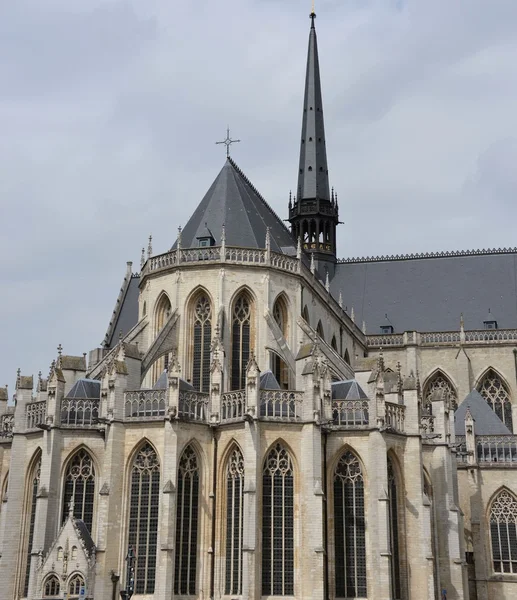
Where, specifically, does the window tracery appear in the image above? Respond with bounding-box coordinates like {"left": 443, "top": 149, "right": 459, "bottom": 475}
{"left": 478, "top": 370, "right": 513, "bottom": 430}
{"left": 128, "top": 443, "right": 160, "bottom": 594}
{"left": 68, "top": 574, "right": 85, "bottom": 598}
{"left": 388, "top": 458, "right": 402, "bottom": 600}
{"left": 192, "top": 293, "right": 212, "bottom": 393}
{"left": 334, "top": 450, "right": 367, "bottom": 598}
{"left": 23, "top": 454, "right": 41, "bottom": 597}
{"left": 231, "top": 293, "right": 252, "bottom": 390}
{"left": 490, "top": 489, "right": 517, "bottom": 574}
{"left": 262, "top": 443, "right": 294, "bottom": 596}
{"left": 175, "top": 445, "right": 200, "bottom": 595}
{"left": 62, "top": 449, "right": 95, "bottom": 533}
{"left": 424, "top": 372, "right": 457, "bottom": 410}
{"left": 43, "top": 574, "right": 60, "bottom": 597}
{"left": 225, "top": 447, "right": 244, "bottom": 595}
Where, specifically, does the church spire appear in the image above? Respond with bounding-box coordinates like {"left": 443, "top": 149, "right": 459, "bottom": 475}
{"left": 289, "top": 11, "right": 339, "bottom": 271}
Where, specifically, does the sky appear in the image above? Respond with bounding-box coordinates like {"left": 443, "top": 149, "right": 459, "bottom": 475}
{"left": 2, "top": 0, "right": 517, "bottom": 395}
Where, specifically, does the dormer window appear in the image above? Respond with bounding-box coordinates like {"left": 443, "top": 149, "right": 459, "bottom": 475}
{"left": 380, "top": 325, "right": 394, "bottom": 334}
{"left": 483, "top": 309, "right": 498, "bottom": 330}
{"left": 196, "top": 222, "right": 215, "bottom": 247}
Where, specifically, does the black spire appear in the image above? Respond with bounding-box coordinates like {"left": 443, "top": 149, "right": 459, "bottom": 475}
{"left": 289, "top": 12, "right": 339, "bottom": 272}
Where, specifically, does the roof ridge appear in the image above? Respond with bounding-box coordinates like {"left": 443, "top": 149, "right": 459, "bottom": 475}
{"left": 228, "top": 157, "right": 292, "bottom": 237}
{"left": 338, "top": 247, "right": 517, "bottom": 264}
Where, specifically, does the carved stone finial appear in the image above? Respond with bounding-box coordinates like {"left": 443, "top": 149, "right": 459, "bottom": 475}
{"left": 265, "top": 226, "right": 271, "bottom": 251}
{"left": 362, "top": 320, "right": 366, "bottom": 334}
{"left": 325, "top": 270, "right": 330, "bottom": 292}
{"left": 338, "top": 290, "right": 343, "bottom": 309}
{"left": 351, "top": 306, "right": 355, "bottom": 323}
{"left": 140, "top": 247, "right": 146, "bottom": 269}
{"left": 310, "top": 252, "right": 315, "bottom": 274}
{"left": 377, "top": 348, "right": 385, "bottom": 373}
{"left": 147, "top": 234, "right": 153, "bottom": 259}
{"left": 297, "top": 236, "right": 302, "bottom": 260}
{"left": 68, "top": 498, "right": 74, "bottom": 519}
{"left": 57, "top": 343, "right": 63, "bottom": 357}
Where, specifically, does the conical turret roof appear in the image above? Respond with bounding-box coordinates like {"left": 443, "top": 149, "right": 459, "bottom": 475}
{"left": 173, "top": 158, "right": 295, "bottom": 253}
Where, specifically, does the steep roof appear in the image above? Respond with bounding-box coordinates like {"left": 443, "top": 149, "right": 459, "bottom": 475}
{"left": 103, "top": 268, "right": 140, "bottom": 349}
{"left": 333, "top": 249, "right": 517, "bottom": 333}
{"left": 66, "top": 379, "right": 101, "bottom": 400}
{"left": 454, "top": 389, "right": 512, "bottom": 436}
{"left": 332, "top": 379, "right": 369, "bottom": 401}
{"left": 173, "top": 158, "right": 295, "bottom": 253}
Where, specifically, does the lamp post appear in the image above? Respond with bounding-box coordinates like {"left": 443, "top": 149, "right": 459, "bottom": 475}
{"left": 119, "top": 546, "right": 135, "bottom": 600}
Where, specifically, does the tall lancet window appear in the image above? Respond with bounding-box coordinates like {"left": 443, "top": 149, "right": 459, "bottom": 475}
{"left": 423, "top": 372, "right": 457, "bottom": 411}
{"left": 22, "top": 454, "right": 41, "bottom": 598}
{"left": 175, "top": 445, "right": 200, "bottom": 595}
{"left": 387, "top": 458, "right": 402, "bottom": 600}
{"left": 128, "top": 443, "right": 160, "bottom": 594}
{"left": 272, "top": 296, "right": 289, "bottom": 389}
{"left": 334, "top": 450, "right": 367, "bottom": 598}
{"left": 153, "top": 293, "right": 172, "bottom": 382}
{"left": 225, "top": 447, "right": 244, "bottom": 595}
{"left": 490, "top": 489, "right": 517, "bottom": 573}
{"left": 262, "top": 443, "right": 294, "bottom": 596}
{"left": 231, "top": 293, "right": 252, "bottom": 390}
{"left": 478, "top": 369, "right": 513, "bottom": 431}
{"left": 62, "top": 449, "right": 95, "bottom": 533}
{"left": 192, "top": 293, "right": 212, "bottom": 393}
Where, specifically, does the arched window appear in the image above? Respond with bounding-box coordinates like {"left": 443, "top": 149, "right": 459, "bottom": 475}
{"left": 302, "top": 305, "right": 310, "bottom": 325}
{"left": 57, "top": 547, "right": 63, "bottom": 561}
{"left": 344, "top": 349, "right": 351, "bottom": 365}
{"left": 490, "top": 489, "right": 517, "bottom": 573}
{"left": 43, "top": 574, "right": 60, "bottom": 597}
{"left": 231, "top": 293, "right": 252, "bottom": 390}
{"left": 68, "top": 574, "right": 85, "bottom": 598}
{"left": 334, "top": 450, "right": 367, "bottom": 598}
{"left": 143, "top": 301, "right": 147, "bottom": 317}
{"left": 387, "top": 457, "right": 402, "bottom": 600}
{"left": 23, "top": 453, "right": 41, "bottom": 597}
{"left": 1, "top": 470, "right": 8, "bottom": 504}
{"left": 272, "top": 298, "right": 289, "bottom": 388}
{"left": 331, "top": 335, "right": 338, "bottom": 351}
{"left": 175, "top": 445, "right": 200, "bottom": 595}
{"left": 424, "top": 371, "right": 457, "bottom": 410}
{"left": 128, "top": 443, "right": 160, "bottom": 594}
{"left": 225, "top": 447, "right": 244, "bottom": 595}
{"left": 262, "top": 443, "right": 294, "bottom": 596}
{"left": 62, "top": 449, "right": 95, "bottom": 533}
{"left": 153, "top": 293, "right": 172, "bottom": 380}
{"left": 191, "top": 293, "right": 212, "bottom": 393}
{"left": 316, "top": 320, "right": 325, "bottom": 341}
{"left": 478, "top": 369, "right": 513, "bottom": 430}
{"left": 273, "top": 296, "right": 288, "bottom": 337}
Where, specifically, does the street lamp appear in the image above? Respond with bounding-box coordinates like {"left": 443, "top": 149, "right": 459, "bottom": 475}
{"left": 119, "top": 546, "right": 135, "bottom": 600}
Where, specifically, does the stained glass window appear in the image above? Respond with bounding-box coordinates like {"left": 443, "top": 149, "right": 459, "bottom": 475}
{"left": 424, "top": 372, "right": 457, "bottom": 410}
{"left": 231, "top": 294, "right": 252, "bottom": 390}
{"left": 262, "top": 443, "right": 294, "bottom": 596}
{"left": 62, "top": 449, "right": 95, "bottom": 533}
{"left": 490, "top": 489, "right": 517, "bottom": 574}
{"left": 68, "top": 574, "right": 85, "bottom": 598}
{"left": 192, "top": 294, "right": 212, "bottom": 393}
{"left": 478, "top": 369, "right": 513, "bottom": 431}
{"left": 225, "top": 447, "right": 244, "bottom": 595}
{"left": 175, "top": 445, "right": 200, "bottom": 595}
{"left": 334, "top": 451, "right": 367, "bottom": 598}
{"left": 128, "top": 443, "right": 160, "bottom": 594}
{"left": 43, "top": 574, "right": 60, "bottom": 597}
{"left": 23, "top": 455, "right": 41, "bottom": 597}
{"left": 388, "top": 458, "right": 401, "bottom": 600}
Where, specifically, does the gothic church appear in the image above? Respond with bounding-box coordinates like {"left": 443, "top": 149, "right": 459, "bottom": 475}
{"left": 1, "top": 11, "right": 516, "bottom": 600}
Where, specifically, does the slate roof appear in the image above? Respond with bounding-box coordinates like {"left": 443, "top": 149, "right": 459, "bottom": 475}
{"left": 66, "top": 379, "right": 101, "bottom": 400}
{"left": 333, "top": 250, "right": 517, "bottom": 333}
{"left": 104, "top": 273, "right": 140, "bottom": 349}
{"left": 73, "top": 518, "right": 96, "bottom": 556}
{"left": 454, "top": 389, "right": 512, "bottom": 436}
{"left": 153, "top": 371, "right": 194, "bottom": 391}
{"left": 260, "top": 370, "right": 281, "bottom": 390}
{"left": 332, "top": 379, "right": 369, "bottom": 401}
{"left": 60, "top": 355, "right": 86, "bottom": 371}
{"left": 172, "top": 158, "right": 294, "bottom": 253}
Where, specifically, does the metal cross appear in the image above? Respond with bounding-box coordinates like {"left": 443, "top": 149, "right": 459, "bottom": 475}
{"left": 216, "top": 127, "right": 240, "bottom": 157}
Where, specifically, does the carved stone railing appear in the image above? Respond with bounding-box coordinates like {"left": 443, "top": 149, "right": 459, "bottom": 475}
{"left": 178, "top": 390, "right": 210, "bottom": 422}
{"left": 332, "top": 400, "right": 369, "bottom": 427}
{"left": 0, "top": 413, "right": 14, "bottom": 437}
{"left": 26, "top": 400, "right": 47, "bottom": 430}
{"left": 421, "top": 331, "right": 461, "bottom": 344}
{"left": 366, "top": 334, "right": 405, "bottom": 347}
{"left": 475, "top": 435, "right": 517, "bottom": 464}
{"left": 61, "top": 398, "right": 100, "bottom": 426}
{"left": 221, "top": 390, "right": 246, "bottom": 422}
{"left": 125, "top": 390, "right": 166, "bottom": 419}
{"left": 259, "top": 390, "right": 303, "bottom": 420}
{"left": 367, "top": 329, "right": 517, "bottom": 348}
{"left": 385, "top": 402, "right": 405, "bottom": 432}
{"left": 464, "top": 329, "right": 517, "bottom": 344}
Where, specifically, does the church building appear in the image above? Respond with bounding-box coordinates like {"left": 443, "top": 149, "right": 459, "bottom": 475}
{"left": 1, "top": 11, "right": 516, "bottom": 600}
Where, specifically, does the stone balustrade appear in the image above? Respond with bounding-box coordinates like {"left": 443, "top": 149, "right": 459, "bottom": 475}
{"left": 332, "top": 399, "right": 369, "bottom": 427}
{"left": 61, "top": 397, "right": 100, "bottom": 426}
{"left": 385, "top": 402, "right": 405, "bottom": 432}
{"left": 26, "top": 400, "right": 47, "bottom": 430}
{"left": 367, "top": 329, "right": 517, "bottom": 348}
{"left": 259, "top": 390, "right": 303, "bottom": 420}
{"left": 456, "top": 435, "right": 517, "bottom": 464}
{"left": 125, "top": 390, "right": 166, "bottom": 419}
{"left": 221, "top": 390, "right": 246, "bottom": 422}
{"left": 178, "top": 390, "right": 210, "bottom": 422}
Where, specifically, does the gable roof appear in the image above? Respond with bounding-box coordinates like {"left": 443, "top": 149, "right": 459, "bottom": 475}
{"left": 173, "top": 158, "right": 295, "bottom": 253}
{"left": 333, "top": 249, "right": 517, "bottom": 333}
{"left": 332, "top": 379, "right": 369, "bottom": 401}
{"left": 65, "top": 379, "right": 101, "bottom": 400}
{"left": 454, "top": 389, "right": 512, "bottom": 436}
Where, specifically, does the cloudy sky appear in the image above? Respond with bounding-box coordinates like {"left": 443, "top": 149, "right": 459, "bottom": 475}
{"left": 2, "top": 0, "right": 517, "bottom": 394}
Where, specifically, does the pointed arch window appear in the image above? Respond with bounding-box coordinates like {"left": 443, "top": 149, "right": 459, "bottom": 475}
{"left": 331, "top": 335, "right": 338, "bottom": 351}
{"left": 344, "top": 349, "right": 351, "bottom": 365}
{"left": 62, "top": 449, "right": 95, "bottom": 533}
{"left": 1, "top": 470, "right": 8, "bottom": 504}
{"left": 192, "top": 293, "right": 212, "bottom": 393}
{"left": 272, "top": 297, "right": 289, "bottom": 388}
{"left": 334, "top": 450, "right": 367, "bottom": 598}
{"left": 175, "top": 445, "right": 200, "bottom": 595}
{"left": 43, "top": 574, "right": 60, "bottom": 597}
{"left": 68, "top": 574, "right": 85, "bottom": 598}
{"left": 424, "top": 372, "right": 457, "bottom": 410}
{"left": 231, "top": 293, "right": 252, "bottom": 390}
{"left": 490, "top": 489, "right": 517, "bottom": 573}
{"left": 302, "top": 305, "right": 310, "bottom": 325}
{"left": 478, "top": 369, "right": 513, "bottom": 430}
{"left": 153, "top": 294, "right": 172, "bottom": 382}
{"left": 316, "top": 320, "right": 325, "bottom": 341}
{"left": 23, "top": 454, "right": 41, "bottom": 597}
{"left": 387, "top": 458, "right": 402, "bottom": 600}
{"left": 225, "top": 447, "right": 244, "bottom": 595}
{"left": 262, "top": 443, "right": 294, "bottom": 596}
{"left": 128, "top": 443, "right": 160, "bottom": 594}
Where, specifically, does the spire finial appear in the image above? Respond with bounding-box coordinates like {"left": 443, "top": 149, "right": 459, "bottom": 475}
{"left": 310, "top": 2, "right": 316, "bottom": 27}
{"left": 216, "top": 126, "right": 241, "bottom": 158}
{"left": 140, "top": 247, "right": 146, "bottom": 269}
{"left": 147, "top": 235, "right": 153, "bottom": 259}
